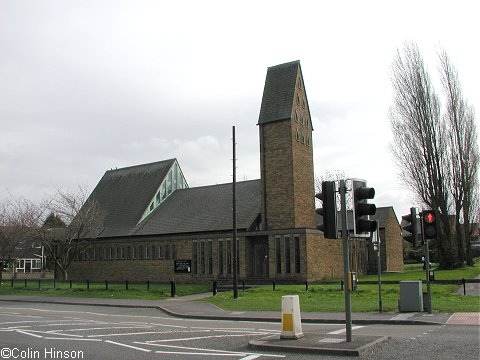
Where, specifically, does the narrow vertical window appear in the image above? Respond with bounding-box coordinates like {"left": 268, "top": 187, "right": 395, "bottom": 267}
{"left": 126, "top": 246, "right": 130, "bottom": 260}
{"left": 200, "top": 241, "right": 205, "bottom": 274}
{"left": 172, "top": 244, "right": 176, "bottom": 260}
{"left": 207, "top": 240, "right": 213, "bottom": 275}
{"left": 226, "top": 239, "right": 232, "bottom": 275}
{"left": 192, "top": 241, "right": 198, "bottom": 275}
{"left": 151, "top": 245, "right": 156, "bottom": 260}
{"left": 165, "top": 244, "right": 170, "bottom": 260}
{"left": 294, "top": 235, "right": 301, "bottom": 273}
{"left": 158, "top": 245, "right": 163, "bottom": 260}
{"left": 285, "top": 236, "right": 291, "bottom": 274}
{"left": 218, "top": 240, "right": 224, "bottom": 275}
{"left": 275, "top": 236, "right": 282, "bottom": 274}
{"left": 145, "top": 245, "right": 150, "bottom": 259}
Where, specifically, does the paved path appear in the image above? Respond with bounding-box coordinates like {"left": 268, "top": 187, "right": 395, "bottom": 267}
{"left": 456, "top": 275, "right": 480, "bottom": 296}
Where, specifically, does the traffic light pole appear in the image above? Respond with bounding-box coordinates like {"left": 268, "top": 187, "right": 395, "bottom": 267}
{"left": 340, "top": 179, "right": 352, "bottom": 342}
{"left": 232, "top": 126, "right": 238, "bottom": 300}
{"left": 424, "top": 239, "right": 432, "bottom": 314}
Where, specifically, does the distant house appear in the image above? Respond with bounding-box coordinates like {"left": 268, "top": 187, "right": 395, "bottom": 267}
{"left": 70, "top": 61, "right": 404, "bottom": 282}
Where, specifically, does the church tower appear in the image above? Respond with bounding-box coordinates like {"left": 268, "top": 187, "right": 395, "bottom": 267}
{"left": 258, "top": 61, "right": 316, "bottom": 230}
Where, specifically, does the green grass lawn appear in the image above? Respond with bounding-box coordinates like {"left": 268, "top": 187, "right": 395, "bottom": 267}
{"left": 205, "top": 261, "right": 480, "bottom": 313}
{"left": 0, "top": 280, "right": 211, "bottom": 300}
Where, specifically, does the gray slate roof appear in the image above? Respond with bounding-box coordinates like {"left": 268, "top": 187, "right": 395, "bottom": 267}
{"left": 134, "top": 180, "right": 261, "bottom": 236}
{"left": 89, "top": 159, "right": 261, "bottom": 238}
{"left": 258, "top": 60, "right": 301, "bottom": 125}
{"left": 89, "top": 159, "right": 175, "bottom": 238}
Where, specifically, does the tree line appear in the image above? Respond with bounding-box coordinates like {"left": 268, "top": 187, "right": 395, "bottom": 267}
{"left": 0, "top": 186, "right": 105, "bottom": 281}
{"left": 390, "top": 43, "right": 479, "bottom": 269}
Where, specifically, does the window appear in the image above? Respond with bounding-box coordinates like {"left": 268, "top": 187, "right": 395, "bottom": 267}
{"left": 295, "top": 110, "right": 300, "bottom": 123}
{"left": 158, "top": 245, "right": 163, "bottom": 260}
{"left": 150, "top": 202, "right": 154, "bottom": 211}
{"left": 192, "top": 241, "right": 198, "bottom": 275}
{"left": 275, "top": 236, "right": 282, "bottom": 274}
{"left": 138, "top": 245, "right": 143, "bottom": 260}
{"left": 226, "top": 239, "right": 232, "bottom": 275}
{"left": 161, "top": 182, "right": 166, "bottom": 200}
{"left": 103, "top": 247, "right": 108, "bottom": 260}
{"left": 200, "top": 242, "right": 205, "bottom": 274}
{"left": 296, "top": 128, "right": 300, "bottom": 142}
{"left": 133, "top": 246, "right": 137, "bottom": 260}
{"left": 109, "top": 247, "right": 114, "bottom": 260}
{"left": 296, "top": 94, "right": 300, "bottom": 105}
{"left": 285, "top": 236, "right": 291, "bottom": 274}
{"left": 156, "top": 191, "right": 160, "bottom": 204}
{"left": 218, "top": 240, "right": 224, "bottom": 275}
{"left": 302, "top": 97, "right": 306, "bottom": 109}
{"left": 145, "top": 245, "right": 150, "bottom": 259}
{"left": 300, "top": 114, "right": 304, "bottom": 125}
{"left": 120, "top": 247, "right": 125, "bottom": 260}
{"left": 126, "top": 246, "right": 130, "bottom": 260}
{"left": 294, "top": 235, "right": 301, "bottom": 273}
{"left": 207, "top": 240, "right": 213, "bottom": 275}
{"left": 165, "top": 244, "right": 170, "bottom": 260}
{"left": 151, "top": 245, "right": 156, "bottom": 260}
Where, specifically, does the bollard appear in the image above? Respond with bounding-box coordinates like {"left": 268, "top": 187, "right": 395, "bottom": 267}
{"left": 273, "top": 280, "right": 276, "bottom": 291}
{"left": 305, "top": 281, "right": 308, "bottom": 292}
{"left": 242, "top": 281, "right": 246, "bottom": 292}
{"left": 170, "top": 280, "right": 176, "bottom": 297}
{"left": 11, "top": 278, "right": 13, "bottom": 288}
{"left": 125, "top": 280, "right": 128, "bottom": 290}
{"left": 24, "top": 279, "right": 27, "bottom": 288}
{"left": 54, "top": 279, "right": 56, "bottom": 289}
{"left": 69, "top": 279, "right": 72, "bottom": 289}
{"left": 340, "top": 280, "right": 344, "bottom": 291}
{"left": 280, "top": 295, "right": 304, "bottom": 339}
{"left": 212, "top": 280, "right": 217, "bottom": 296}
{"left": 462, "top": 278, "right": 466, "bottom": 296}
{"left": 105, "top": 280, "right": 108, "bottom": 291}
{"left": 147, "top": 280, "right": 150, "bottom": 291}
{"left": 38, "top": 279, "right": 41, "bottom": 289}
{"left": 87, "top": 280, "right": 90, "bottom": 290}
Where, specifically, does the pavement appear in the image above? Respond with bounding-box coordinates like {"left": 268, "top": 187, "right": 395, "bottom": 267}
{"left": 0, "top": 293, "right": 478, "bottom": 356}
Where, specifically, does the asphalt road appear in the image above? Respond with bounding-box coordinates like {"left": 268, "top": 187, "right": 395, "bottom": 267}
{"left": 0, "top": 302, "right": 478, "bottom": 360}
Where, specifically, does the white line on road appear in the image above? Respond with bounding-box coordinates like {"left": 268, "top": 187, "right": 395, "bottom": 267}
{"left": 15, "top": 329, "right": 43, "bottom": 338}
{"left": 88, "top": 329, "right": 211, "bottom": 338}
{"left": 43, "top": 337, "right": 102, "bottom": 342}
{"left": 327, "top": 325, "right": 365, "bottom": 335}
{"left": 104, "top": 340, "right": 151, "bottom": 352}
{"left": 147, "top": 334, "right": 255, "bottom": 343}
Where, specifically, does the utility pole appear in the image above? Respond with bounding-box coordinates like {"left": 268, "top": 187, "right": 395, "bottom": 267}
{"left": 232, "top": 126, "right": 238, "bottom": 299}
{"left": 339, "top": 179, "right": 352, "bottom": 342}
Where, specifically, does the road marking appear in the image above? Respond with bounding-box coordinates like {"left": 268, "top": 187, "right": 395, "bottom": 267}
{"left": 104, "top": 340, "right": 151, "bottom": 352}
{"left": 140, "top": 342, "right": 285, "bottom": 358}
{"left": 43, "top": 337, "right": 102, "bottom": 342}
{"left": 327, "top": 325, "right": 365, "bottom": 335}
{"left": 15, "top": 329, "right": 43, "bottom": 338}
{"left": 148, "top": 334, "right": 255, "bottom": 343}
{"left": 87, "top": 329, "right": 211, "bottom": 338}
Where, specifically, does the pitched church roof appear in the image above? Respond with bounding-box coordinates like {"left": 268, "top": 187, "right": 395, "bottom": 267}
{"left": 258, "top": 60, "right": 312, "bottom": 127}
{"left": 134, "top": 180, "right": 261, "bottom": 236}
{"left": 88, "top": 159, "right": 175, "bottom": 238}
{"left": 88, "top": 160, "right": 261, "bottom": 238}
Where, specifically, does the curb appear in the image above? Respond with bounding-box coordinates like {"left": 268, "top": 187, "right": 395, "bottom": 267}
{"left": 0, "top": 297, "right": 445, "bottom": 326}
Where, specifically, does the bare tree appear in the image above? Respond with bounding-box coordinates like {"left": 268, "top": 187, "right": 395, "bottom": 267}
{"left": 0, "top": 196, "right": 43, "bottom": 281}
{"left": 40, "top": 185, "right": 105, "bottom": 280}
{"left": 439, "top": 50, "right": 480, "bottom": 266}
{"left": 389, "top": 43, "right": 455, "bottom": 268}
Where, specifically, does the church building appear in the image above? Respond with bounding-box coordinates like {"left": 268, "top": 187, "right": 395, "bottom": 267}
{"left": 70, "top": 61, "right": 403, "bottom": 282}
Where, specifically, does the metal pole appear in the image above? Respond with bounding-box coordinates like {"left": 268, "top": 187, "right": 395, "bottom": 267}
{"left": 424, "top": 239, "right": 432, "bottom": 314}
{"left": 232, "top": 126, "right": 238, "bottom": 299}
{"left": 340, "top": 179, "right": 352, "bottom": 342}
{"left": 376, "top": 226, "right": 383, "bottom": 313}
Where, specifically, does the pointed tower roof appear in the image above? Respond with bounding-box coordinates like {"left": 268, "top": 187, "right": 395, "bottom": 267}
{"left": 258, "top": 60, "right": 311, "bottom": 127}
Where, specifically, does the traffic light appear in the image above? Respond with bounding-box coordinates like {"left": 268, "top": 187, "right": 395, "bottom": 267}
{"left": 402, "top": 207, "right": 419, "bottom": 247}
{"left": 352, "top": 179, "right": 377, "bottom": 237}
{"left": 421, "top": 210, "right": 437, "bottom": 241}
{"left": 315, "top": 181, "right": 338, "bottom": 239}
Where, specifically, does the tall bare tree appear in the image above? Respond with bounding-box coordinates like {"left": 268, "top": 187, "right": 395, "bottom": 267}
{"left": 0, "top": 196, "right": 43, "bottom": 281}
{"left": 439, "top": 50, "right": 480, "bottom": 266}
{"left": 389, "top": 43, "right": 456, "bottom": 268}
{"left": 40, "top": 185, "right": 105, "bottom": 280}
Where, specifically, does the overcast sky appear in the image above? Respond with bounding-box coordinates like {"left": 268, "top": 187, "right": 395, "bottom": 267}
{"left": 1, "top": 0, "right": 478, "bottom": 220}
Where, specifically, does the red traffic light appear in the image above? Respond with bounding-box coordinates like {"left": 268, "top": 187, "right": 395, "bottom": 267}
{"left": 424, "top": 212, "right": 435, "bottom": 224}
